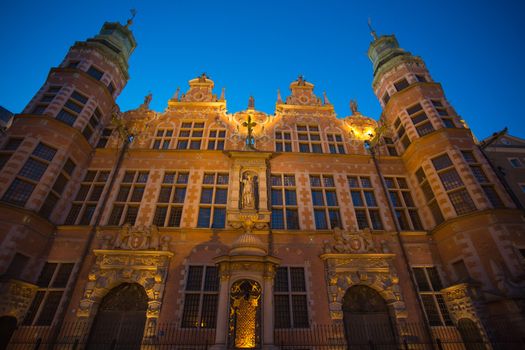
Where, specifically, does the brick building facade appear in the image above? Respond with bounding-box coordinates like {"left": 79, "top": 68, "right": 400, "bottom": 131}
{"left": 0, "top": 19, "right": 524, "bottom": 349}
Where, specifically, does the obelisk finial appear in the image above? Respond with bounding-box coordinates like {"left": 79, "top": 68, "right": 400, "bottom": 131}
{"left": 125, "top": 9, "right": 137, "bottom": 28}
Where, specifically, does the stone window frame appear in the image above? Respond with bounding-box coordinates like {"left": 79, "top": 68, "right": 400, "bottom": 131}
{"left": 32, "top": 85, "right": 62, "bottom": 115}
{"left": 152, "top": 171, "right": 189, "bottom": 227}
{"left": 274, "top": 130, "right": 293, "bottom": 152}
{"left": 152, "top": 128, "right": 175, "bottom": 150}
{"left": 96, "top": 128, "right": 113, "bottom": 148}
{"left": 347, "top": 175, "right": 383, "bottom": 231}
{"left": 180, "top": 265, "right": 219, "bottom": 329}
{"left": 82, "top": 106, "right": 102, "bottom": 142}
{"left": 310, "top": 174, "right": 341, "bottom": 230}
{"left": 39, "top": 157, "right": 76, "bottom": 219}
{"left": 23, "top": 261, "right": 76, "bottom": 326}
{"left": 2, "top": 142, "right": 57, "bottom": 207}
{"left": 415, "top": 167, "right": 444, "bottom": 226}
{"left": 107, "top": 170, "right": 149, "bottom": 226}
{"left": 326, "top": 133, "right": 346, "bottom": 154}
{"left": 207, "top": 128, "right": 226, "bottom": 150}
{"left": 508, "top": 157, "right": 523, "bottom": 168}
{"left": 56, "top": 90, "right": 89, "bottom": 127}
{"left": 393, "top": 117, "right": 411, "bottom": 151}
{"left": 406, "top": 102, "right": 435, "bottom": 137}
{"left": 274, "top": 266, "right": 310, "bottom": 329}
{"left": 383, "top": 136, "right": 398, "bottom": 156}
{"left": 412, "top": 266, "right": 454, "bottom": 327}
{"left": 461, "top": 150, "right": 504, "bottom": 208}
{"left": 64, "top": 169, "right": 110, "bottom": 225}
{"left": 0, "top": 137, "right": 24, "bottom": 171}
{"left": 431, "top": 153, "right": 477, "bottom": 216}
{"left": 297, "top": 124, "right": 323, "bottom": 154}
{"left": 270, "top": 173, "right": 299, "bottom": 230}
{"left": 196, "top": 172, "right": 229, "bottom": 228}
{"left": 384, "top": 176, "right": 423, "bottom": 231}
{"left": 176, "top": 121, "right": 206, "bottom": 150}
{"left": 430, "top": 99, "right": 457, "bottom": 129}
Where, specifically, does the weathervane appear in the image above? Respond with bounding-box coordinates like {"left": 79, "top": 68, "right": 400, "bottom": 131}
{"left": 242, "top": 114, "right": 257, "bottom": 150}
{"left": 125, "top": 9, "right": 137, "bottom": 28}
{"left": 368, "top": 18, "right": 378, "bottom": 41}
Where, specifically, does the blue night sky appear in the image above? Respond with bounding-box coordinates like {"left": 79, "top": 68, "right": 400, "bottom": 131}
{"left": 1, "top": 0, "right": 524, "bottom": 140}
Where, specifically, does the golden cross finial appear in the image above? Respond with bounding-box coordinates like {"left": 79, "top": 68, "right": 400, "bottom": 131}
{"left": 242, "top": 115, "right": 257, "bottom": 149}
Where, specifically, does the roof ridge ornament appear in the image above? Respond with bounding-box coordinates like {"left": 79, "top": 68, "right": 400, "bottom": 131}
{"left": 368, "top": 18, "right": 378, "bottom": 41}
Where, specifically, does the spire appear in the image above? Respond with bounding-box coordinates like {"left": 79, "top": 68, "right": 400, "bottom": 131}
{"left": 368, "top": 18, "right": 378, "bottom": 41}
{"left": 125, "top": 9, "right": 137, "bottom": 29}
{"left": 219, "top": 87, "right": 225, "bottom": 101}
{"left": 323, "top": 91, "right": 331, "bottom": 105}
{"left": 172, "top": 87, "right": 180, "bottom": 101}
{"left": 248, "top": 96, "right": 255, "bottom": 110}
{"left": 276, "top": 89, "right": 283, "bottom": 104}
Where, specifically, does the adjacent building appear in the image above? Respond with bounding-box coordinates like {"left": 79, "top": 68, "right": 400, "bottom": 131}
{"left": 0, "top": 18, "right": 524, "bottom": 349}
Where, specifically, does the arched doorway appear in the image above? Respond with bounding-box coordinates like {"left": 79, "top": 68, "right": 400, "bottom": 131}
{"left": 0, "top": 316, "right": 17, "bottom": 350}
{"left": 342, "top": 285, "right": 397, "bottom": 349}
{"left": 87, "top": 283, "right": 148, "bottom": 350}
{"left": 457, "top": 318, "right": 485, "bottom": 350}
{"left": 228, "top": 279, "right": 262, "bottom": 349}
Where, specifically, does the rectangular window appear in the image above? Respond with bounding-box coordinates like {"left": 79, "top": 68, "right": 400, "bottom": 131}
{"left": 412, "top": 267, "right": 453, "bottom": 327}
{"left": 154, "top": 171, "right": 188, "bottom": 227}
{"left": 96, "top": 128, "right": 113, "bottom": 148}
{"left": 310, "top": 174, "right": 341, "bottom": 230}
{"left": 207, "top": 129, "right": 226, "bottom": 150}
{"left": 385, "top": 177, "right": 423, "bottom": 230}
{"left": 181, "top": 266, "right": 219, "bottom": 328}
{"left": 432, "top": 154, "right": 476, "bottom": 215}
{"left": 39, "top": 158, "right": 75, "bottom": 219}
{"left": 23, "top": 262, "right": 75, "bottom": 326}
{"left": 65, "top": 170, "right": 110, "bottom": 225}
{"left": 152, "top": 129, "right": 174, "bottom": 149}
{"left": 87, "top": 66, "right": 104, "bottom": 80}
{"left": 275, "top": 131, "right": 292, "bottom": 152}
{"left": 82, "top": 108, "right": 102, "bottom": 141}
{"left": 274, "top": 267, "right": 309, "bottom": 328}
{"left": 177, "top": 121, "right": 205, "bottom": 150}
{"left": 415, "top": 167, "right": 444, "bottom": 225}
{"left": 56, "top": 90, "right": 88, "bottom": 126}
{"left": 271, "top": 174, "right": 299, "bottom": 229}
{"left": 0, "top": 138, "right": 23, "bottom": 170}
{"left": 394, "top": 118, "right": 411, "bottom": 152}
{"left": 407, "top": 103, "right": 434, "bottom": 137}
{"left": 197, "top": 173, "right": 228, "bottom": 228}
{"left": 394, "top": 78, "right": 410, "bottom": 91}
{"left": 107, "top": 171, "right": 148, "bottom": 226}
{"left": 326, "top": 133, "right": 345, "bottom": 154}
{"left": 33, "top": 86, "right": 62, "bottom": 115}
{"left": 2, "top": 143, "right": 57, "bottom": 207}
{"left": 348, "top": 176, "right": 383, "bottom": 230}
{"left": 297, "top": 125, "right": 322, "bottom": 153}
{"left": 383, "top": 137, "right": 398, "bottom": 156}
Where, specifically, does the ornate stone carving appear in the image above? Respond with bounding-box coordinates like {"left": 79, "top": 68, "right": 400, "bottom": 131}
{"left": 441, "top": 283, "right": 486, "bottom": 323}
{"left": 99, "top": 224, "right": 171, "bottom": 251}
{"left": 323, "top": 228, "right": 377, "bottom": 254}
{"left": 320, "top": 252, "right": 405, "bottom": 321}
{"left": 77, "top": 249, "right": 173, "bottom": 320}
{"left": 0, "top": 279, "right": 38, "bottom": 322}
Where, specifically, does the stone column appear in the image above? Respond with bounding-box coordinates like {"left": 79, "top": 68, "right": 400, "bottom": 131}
{"left": 212, "top": 267, "right": 230, "bottom": 350}
{"left": 262, "top": 264, "right": 278, "bottom": 350}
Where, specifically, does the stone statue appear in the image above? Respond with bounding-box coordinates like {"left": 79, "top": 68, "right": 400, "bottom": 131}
{"left": 350, "top": 99, "right": 359, "bottom": 115}
{"left": 241, "top": 173, "right": 256, "bottom": 209}
{"left": 141, "top": 93, "right": 152, "bottom": 110}
{"left": 248, "top": 96, "right": 255, "bottom": 109}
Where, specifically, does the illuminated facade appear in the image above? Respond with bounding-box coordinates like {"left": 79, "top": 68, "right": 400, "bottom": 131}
{"left": 0, "top": 19, "right": 524, "bottom": 349}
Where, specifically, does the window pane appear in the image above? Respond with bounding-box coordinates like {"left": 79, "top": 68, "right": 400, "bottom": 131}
{"left": 200, "top": 188, "right": 213, "bottom": 204}
{"left": 214, "top": 188, "right": 227, "bottom": 204}
{"left": 284, "top": 190, "right": 297, "bottom": 205}
{"left": 197, "top": 208, "right": 211, "bottom": 228}
{"left": 173, "top": 187, "right": 186, "bottom": 203}
{"left": 413, "top": 268, "right": 431, "bottom": 291}
{"left": 153, "top": 206, "right": 168, "bottom": 226}
{"left": 274, "top": 295, "right": 291, "bottom": 328}
{"left": 291, "top": 295, "right": 309, "bottom": 328}
{"left": 325, "top": 191, "right": 338, "bottom": 206}
{"left": 275, "top": 268, "right": 289, "bottom": 292}
{"left": 200, "top": 294, "right": 218, "bottom": 328}
{"left": 167, "top": 207, "right": 183, "bottom": 227}
{"left": 311, "top": 190, "right": 324, "bottom": 206}
{"left": 286, "top": 209, "right": 299, "bottom": 229}
{"left": 37, "top": 263, "right": 57, "bottom": 287}
{"left": 51, "top": 263, "right": 74, "bottom": 288}
{"left": 212, "top": 208, "right": 226, "bottom": 228}
{"left": 186, "top": 266, "right": 203, "bottom": 291}
{"left": 364, "top": 191, "right": 377, "bottom": 206}
{"left": 271, "top": 210, "right": 285, "bottom": 229}
{"left": 290, "top": 267, "right": 306, "bottom": 292}
{"left": 271, "top": 189, "right": 283, "bottom": 205}
{"left": 36, "top": 291, "right": 63, "bottom": 325}
{"left": 314, "top": 210, "right": 327, "bottom": 229}
{"left": 181, "top": 294, "right": 200, "bottom": 328}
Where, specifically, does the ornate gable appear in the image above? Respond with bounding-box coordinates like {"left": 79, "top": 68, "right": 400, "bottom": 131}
{"left": 284, "top": 76, "right": 323, "bottom": 106}
{"left": 173, "top": 73, "right": 222, "bottom": 103}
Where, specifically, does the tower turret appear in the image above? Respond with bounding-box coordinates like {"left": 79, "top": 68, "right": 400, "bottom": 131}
{"left": 369, "top": 30, "right": 525, "bottom": 329}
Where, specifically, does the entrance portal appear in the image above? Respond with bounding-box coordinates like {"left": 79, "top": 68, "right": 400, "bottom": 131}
{"left": 87, "top": 283, "right": 148, "bottom": 349}
{"left": 228, "top": 279, "right": 262, "bottom": 349}
{"left": 342, "top": 285, "right": 397, "bottom": 348}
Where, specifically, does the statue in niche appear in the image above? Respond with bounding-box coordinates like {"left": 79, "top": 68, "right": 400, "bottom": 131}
{"left": 241, "top": 173, "right": 256, "bottom": 210}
